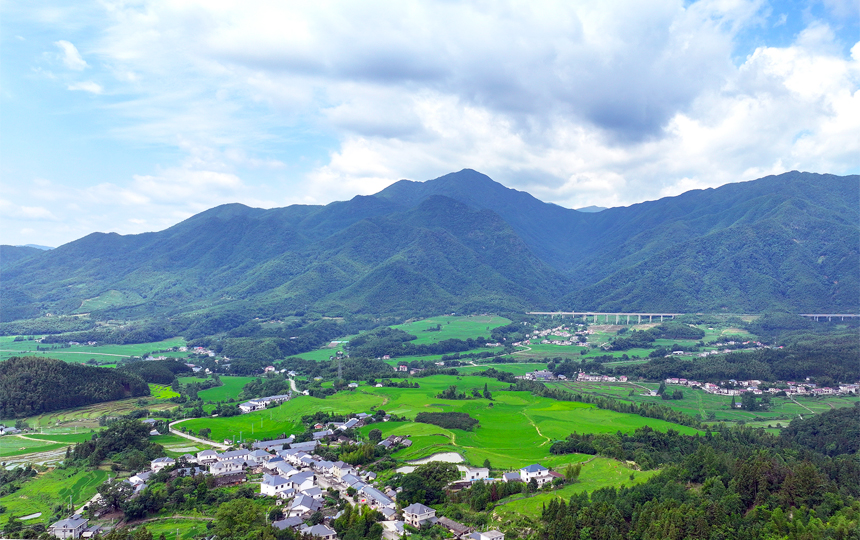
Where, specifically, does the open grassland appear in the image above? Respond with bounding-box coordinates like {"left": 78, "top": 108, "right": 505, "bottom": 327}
{"left": 0, "top": 336, "right": 188, "bottom": 363}
{"left": 196, "top": 376, "right": 257, "bottom": 402}
{"left": 181, "top": 374, "right": 700, "bottom": 468}
{"left": 0, "top": 468, "right": 110, "bottom": 527}
{"left": 494, "top": 458, "right": 659, "bottom": 519}
{"left": 547, "top": 381, "right": 860, "bottom": 427}
{"left": 133, "top": 517, "right": 212, "bottom": 540}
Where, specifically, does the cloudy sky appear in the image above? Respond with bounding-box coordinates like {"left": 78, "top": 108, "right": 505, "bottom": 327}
{"left": 2, "top": 0, "right": 858, "bottom": 247}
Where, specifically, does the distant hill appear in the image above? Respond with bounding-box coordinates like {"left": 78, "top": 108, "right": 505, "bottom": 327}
{"left": 576, "top": 206, "right": 608, "bottom": 213}
{"left": 0, "top": 245, "right": 45, "bottom": 270}
{"left": 0, "top": 170, "right": 857, "bottom": 334}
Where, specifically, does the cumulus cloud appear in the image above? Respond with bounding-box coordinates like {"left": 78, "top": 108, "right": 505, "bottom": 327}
{"left": 55, "top": 40, "right": 88, "bottom": 70}
{"left": 5, "top": 0, "right": 859, "bottom": 245}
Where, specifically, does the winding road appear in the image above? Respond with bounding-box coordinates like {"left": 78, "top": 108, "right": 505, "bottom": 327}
{"left": 168, "top": 419, "right": 230, "bottom": 450}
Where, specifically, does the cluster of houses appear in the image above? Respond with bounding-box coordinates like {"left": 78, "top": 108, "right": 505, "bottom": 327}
{"left": 663, "top": 377, "right": 860, "bottom": 397}
{"left": 512, "top": 325, "right": 589, "bottom": 347}
{"left": 576, "top": 372, "right": 628, "bottom": 383}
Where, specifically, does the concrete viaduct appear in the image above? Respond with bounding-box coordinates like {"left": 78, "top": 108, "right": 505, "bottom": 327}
{"left": 527, "top": 311, "right": 682, "bottom": 324}
{"left": 528, "top": 312, "right": 860, "bottom": 323}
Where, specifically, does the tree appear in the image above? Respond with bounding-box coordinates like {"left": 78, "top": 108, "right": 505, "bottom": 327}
{"left": 656, "top": 381, "right": 666, "bottom": 396}
{"left": 528, "top": 478, "right": 538, "bottom": 493}
{"left": 483, "top": 458, "right": 491, "bottom": 469}
{"left": 268, "top": 508, "right": 284, "bottom": 522}
{"left": 368, "top": 428, "right": 382, "bottom": 444}
{"left": 199, "top": 427, "right": 211, "bottom": 438}
{"left": 564, "top": 463, "right": 582, "bottom": 482}
{"left": 97, "top": 480, "right": 134, "bottom": 512}
{"left": 213, "top": 499, "right": 266, "bottom": 540}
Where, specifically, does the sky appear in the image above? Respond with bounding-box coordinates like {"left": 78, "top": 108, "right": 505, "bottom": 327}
{"left": 2, "top": 0, "right": 858, "bottom": 248}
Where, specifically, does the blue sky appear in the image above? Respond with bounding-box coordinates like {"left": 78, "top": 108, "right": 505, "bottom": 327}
{"left": 2, "top": 0, "right": 858, "bottom": 247}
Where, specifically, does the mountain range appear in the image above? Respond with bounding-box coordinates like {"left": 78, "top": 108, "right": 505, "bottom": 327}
{"left": 1, "top": 169, "right": 857, "bottom": 328}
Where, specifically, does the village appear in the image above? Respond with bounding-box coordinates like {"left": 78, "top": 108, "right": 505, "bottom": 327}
{"left": 46, "top": 409, "right": 582, "bottom": 540}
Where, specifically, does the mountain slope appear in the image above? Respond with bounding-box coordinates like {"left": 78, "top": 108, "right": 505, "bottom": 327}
{"left": 1, "top": 169, "right": 857, "bottom": 330}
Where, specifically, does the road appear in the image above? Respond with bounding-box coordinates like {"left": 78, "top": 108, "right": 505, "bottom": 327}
{"left": 289, "top": 377, "right": 298, "bottom": 392}
{"left": 168, "top": 419, "right": 230, "bottom": 450}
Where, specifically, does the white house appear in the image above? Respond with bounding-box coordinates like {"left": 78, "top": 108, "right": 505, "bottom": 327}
{"left": 49, "top": 515, "right": 88, "bottom": 539}
{"left": 150, "top": 457, "right": 175, "bottom": 472}
{"left": 403, "top": 502, "right": 436, "bottom": 528}
{"left": 261, "top": 474, "right": 293, "bottom": 497}
{"left": 469, "top": 531, "right": 504, "bottom": 540}
{"left": 519, "top": 464, "right": 548, "bottom": 481}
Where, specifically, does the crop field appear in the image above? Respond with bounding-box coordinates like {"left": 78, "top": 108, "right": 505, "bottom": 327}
{"left": 181, "top": 374, "right": 699, "bottom": 468}
{"left": 149, "top": 384, "right": 181, "bottom": 399}
{"left": 0, "top": 432, "right": 93, "bottom": 458}
{"left": 1, "top": 397, "right": 175, "bottom": 431}
{"left": 456, "top": 362, "right": 549, "bottom": 376}
{"left": 196, "top": 376, "right": 257, "bottom": 402}
{"left": 493, "top": 457, "right": 659, "bottom": 518}
{"left": 150, "top": 433, "right": 212, "bottom": 457}
{"left": 0, "top": 467, "right": 111, "bottom": 526}
{"left": 0, "top": 336, "right": 188, "bottom": 363}
{"left": 134, "top": 517, "right": 212, "bottom": 540}
{"left": 547, "top": 381, "right": 860, "bottom": 426}
{"left": 392, "top": 315, "right": 511, "bottom": 344}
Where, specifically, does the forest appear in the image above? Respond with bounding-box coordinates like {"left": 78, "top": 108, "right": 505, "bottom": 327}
{"left": 0, "top": 356, "right": 150, "bottom": 418}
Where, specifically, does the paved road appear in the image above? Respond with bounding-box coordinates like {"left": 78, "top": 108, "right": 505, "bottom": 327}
{"left": 168, "top": 419, "right": 230, "bottom": 450}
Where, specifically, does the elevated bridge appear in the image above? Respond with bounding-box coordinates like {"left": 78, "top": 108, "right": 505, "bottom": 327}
{"left": 527, "top": 311, "right": 682, "bottom": 324}
{"left": 799, "top": 314, "right": 860, "bottom": 321}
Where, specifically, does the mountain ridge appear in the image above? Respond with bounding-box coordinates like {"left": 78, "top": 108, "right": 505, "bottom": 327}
{"left": 1, "top": 169, "right": 857, "bottom": 329}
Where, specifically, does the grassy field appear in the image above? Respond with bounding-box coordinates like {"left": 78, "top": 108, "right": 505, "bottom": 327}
{"left": 150, "top": 433, "right": 213, "bottom": 457}
{"left": 0, "top": 467, "right": 111, "bottom": 526}
{"left": 494, "top": 457, "right": 660, "bottom": 518}
{"left": 456, "top": 363, "right": 549, "bottom": 376}
{"left": 196, "top": 376, "right": 258, "bottom": 402}
{"left": 0, "top": 336, "right": 188, "bottom": 363}
{"left": 184, "top": 374, "right": 699, "bottom": 469}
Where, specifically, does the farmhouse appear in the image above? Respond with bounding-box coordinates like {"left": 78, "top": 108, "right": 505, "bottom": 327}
{"left": 300, "top": 524, "right": 337, "bottom": 540}
{"left": 403, "top": 502, "right": 437, "bottom": 528}
{"left": 150, "top": 457, "right": 175, "bottom": 472}
{"left": 49, "top": 515, "right": 88, "bottom": 539}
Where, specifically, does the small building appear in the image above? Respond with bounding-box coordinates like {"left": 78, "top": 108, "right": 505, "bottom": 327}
{"left": 300, "top": 524, "right": 337, "bottom": 540}
{"left": 260, "top": 474, "right": 293, "bottom": 497}
{"left": 403, "top": 502, "right": 437, "bottom": 528}
{"left": 150, "top": 457, "right": 175, "bottom": 472}
{"left": 438, "top": 516, "right": 472, "bottom": 539}
{"left": 469, "top": 531, "right": 504, "bottom": 540}
{"left": 272, "top": 517, "right": 304, "bottom": 531}
{"left": 49, "top": 515, "right": 89, "bottom": 539}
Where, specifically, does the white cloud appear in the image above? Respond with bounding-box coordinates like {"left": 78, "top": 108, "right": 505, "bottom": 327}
{"left": 4, "top": 1, "right": 859, "bottom": 246}
{"left": 54, "top": 40, "right": 88, "bottom": 70}
{"left": 67, "top": 81, "right": 103, "bottom": 93}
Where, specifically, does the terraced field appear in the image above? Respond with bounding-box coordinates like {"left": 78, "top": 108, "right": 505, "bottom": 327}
{"left": 0, "top": 336, "right": 188, "bottom": 363}
{"left": 0, "top": 467, "right": 110, "bottom": 525}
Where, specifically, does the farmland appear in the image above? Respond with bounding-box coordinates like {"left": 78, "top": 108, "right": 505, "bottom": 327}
{"left": 196, "top": 376, "right": 257, "bottom": 402}
{"left": 184, "top": 374, "right": 699, "bottom": 469}
{"left": 0, "top": 467, "right": 110, "bottom": 520}
{"left": 547, "top": 380, "right": 860, "bottom": 429}
{"left": 0, "top": 336, "right": 188, "bottom": 363}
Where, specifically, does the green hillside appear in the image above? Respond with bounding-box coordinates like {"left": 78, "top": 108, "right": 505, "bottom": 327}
{"left": 1, "top": 170, "right": 857, "bottom": 337}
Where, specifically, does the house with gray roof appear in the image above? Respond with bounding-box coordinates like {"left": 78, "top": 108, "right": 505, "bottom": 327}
{"left": 261, "top": 474, "right": 293, "bottom": 497}
{"left": 252, "top": 436, "right": 294, "bottom": 451}
{"left": 272, "top": 517, "right": 304, "bottom": 531}
{"left": 49, "top": 515, "right": 88, "bottom": 539}
{"left": 300, "top": 524, "right": 337, "bottom": 540}
{"left": 403, "top": 502, "right": 436, "bottom": 528}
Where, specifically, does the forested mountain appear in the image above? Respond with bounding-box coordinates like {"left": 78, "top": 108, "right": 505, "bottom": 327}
{"left": 1, "top": 170, "right": 857, "bottom": 332}
{"left": 0, "top": 357, "right": 150, "bottom": 417}
{"left": 0, "top": 245, "right": 43, "bottom": 270}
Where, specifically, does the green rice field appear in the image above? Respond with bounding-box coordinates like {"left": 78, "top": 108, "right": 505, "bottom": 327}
{"left": 133, "top": 517, "right": 212, "bottom": 540}
{"left": 183, "top": 374, "right": 700, "bottom": 468}
{"left": 0, "top": 467, "right": 111, "bottom": 526}
{"left": 547, "top": 381, "right": 860, "bottom": 426}
{"left": 0, "top": 336, "right": 188, "bottom": 363}
{"left": 196, "top": 376, "right": 257, "bottom": 402}
{"left": 0, "top": 432, "right": 94, "bottom": 458}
